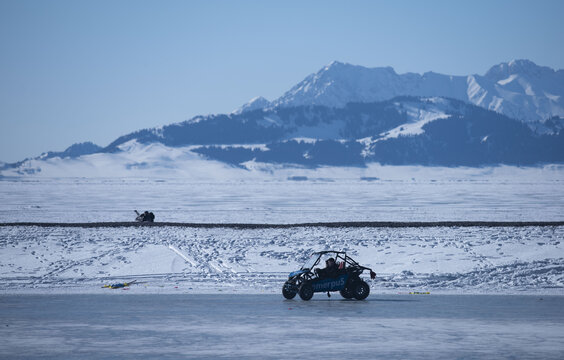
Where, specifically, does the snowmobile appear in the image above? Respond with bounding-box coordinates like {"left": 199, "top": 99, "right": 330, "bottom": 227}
{"left": 134, "top": 210, "right": 155, "bottom": 222}
{"left": 282, "top": 251, "right": 376, "bottom": 301}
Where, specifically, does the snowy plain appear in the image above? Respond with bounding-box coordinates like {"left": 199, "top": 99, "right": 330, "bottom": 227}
{"left": 1, "top": 162, "right": 564, "bottom": 223}
{"left": 1, "top": 224, "right": 563, "bottom": 295}
{"left": 1, "top": 164, "right": 563, "bottom": 294}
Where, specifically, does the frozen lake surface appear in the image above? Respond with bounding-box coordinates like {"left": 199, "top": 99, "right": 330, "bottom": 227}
{"left": 1, "top": 294, "right": 563, "bottom": 359}
{"left": 1, "top": 168, "right": 563, "bottom": 223}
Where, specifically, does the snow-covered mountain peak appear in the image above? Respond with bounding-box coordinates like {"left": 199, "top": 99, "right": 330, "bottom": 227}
{"left": 485, "top": 59, "right": 556, "bottom": 81}
{"left": 318, "top": 60, "right": 395, "bottom": 75}
{"left": 229, "top": 60, "right": 563, "bottom": 122}
{"left": 316, "top": 60, "right": 396, "bottom": 78}
{"left": 323, "top": 60, "right": 346, "bottom": 70}
{"left": 271, "top": 62, "right": 402, "bottom": 109}
{"left": 265, "top": 60, "right": 564, "bottom": 122}
{"left": 232, "top": 96, "right": 271, "bottom": 114}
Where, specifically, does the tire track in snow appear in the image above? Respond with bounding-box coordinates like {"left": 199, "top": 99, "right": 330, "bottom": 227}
{"left": 167, "top": 244, "right": 196, "bottom": 267}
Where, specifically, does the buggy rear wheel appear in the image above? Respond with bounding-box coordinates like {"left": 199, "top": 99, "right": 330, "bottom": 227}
{"left": 282, "top": 281, "right": 297, "bottom": 299}
{"left": 299, "top": 283, "right": 314, "bottom": 301}
{"left": 352, "top": 280, "right": 370, "bottom": 300}
{"left": 340, "top": 287, "right": 354, "bottom": 299}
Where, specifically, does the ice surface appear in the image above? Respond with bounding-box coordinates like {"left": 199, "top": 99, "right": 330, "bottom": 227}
{"left": 1, "top": 294, "right": 563, "bottom": 359}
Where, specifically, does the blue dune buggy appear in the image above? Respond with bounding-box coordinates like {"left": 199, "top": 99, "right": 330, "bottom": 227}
{"left": 282, "top": 251, "right": 376, "bottom": 301}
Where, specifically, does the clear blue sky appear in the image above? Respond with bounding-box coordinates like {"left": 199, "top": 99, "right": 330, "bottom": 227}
{"left": 1, "top": 0, "right": 563, "bottom": 162}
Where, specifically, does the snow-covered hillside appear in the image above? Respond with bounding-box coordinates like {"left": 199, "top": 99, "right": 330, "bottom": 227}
{"left": 261, "top": 59, "right": 564, "bottom": 122}
{"left": 4, "top": 96, "right": 561, "bottom": 174}
{"left": 0, "top": 140, "right": 251, "bottom": 178}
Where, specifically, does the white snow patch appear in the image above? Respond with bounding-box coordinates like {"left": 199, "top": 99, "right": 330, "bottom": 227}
{"left": 258, "top": 116, "right": 281, "bottom": 127}
{"left": 544, "top": 92, "right": 560, "bottom": 102}
{"left": 467, "top": 75, "right": 488, "bottom": 106}
{"left": 187, "top": 116, "right": 205, "bottom": 124}
{"left": 497, "top": 74, "right": 518, "bottom": 86}
{"left": 289, "top": 137, "right": 318, "bottom": 144}
{"left": 489, "top": 96, "right": 504, "bottom": 112}
{"left": 213, "top": 144, "right": 269, "bottom": 151}
{"left": 379, "top": 106, "right": 451, "bottom": 140}
{"left": 357, "top": 137, "right": 375, "bottom": 157}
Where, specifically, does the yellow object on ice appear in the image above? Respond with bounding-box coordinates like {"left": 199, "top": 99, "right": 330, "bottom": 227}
{"left": 101, "top": 280, "right": 137, "bottom": 289}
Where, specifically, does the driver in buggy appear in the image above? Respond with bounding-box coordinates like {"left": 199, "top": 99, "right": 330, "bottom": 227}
{"left": 315, "top": 257, "right": 339, "bottom": 279}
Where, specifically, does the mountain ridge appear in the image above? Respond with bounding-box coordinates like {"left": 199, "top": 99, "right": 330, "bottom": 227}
{"left": 3, "top": 60, "right": 564, "bottom": 174}
{"left": 237, "top": 59, "right": 563, "bottom": 123}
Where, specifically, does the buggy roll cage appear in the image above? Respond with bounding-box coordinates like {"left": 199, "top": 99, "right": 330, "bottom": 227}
{"left": 300, "top": 251, "right": 376, "bottom": 279}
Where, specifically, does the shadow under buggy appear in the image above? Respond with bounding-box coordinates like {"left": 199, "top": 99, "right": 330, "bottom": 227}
{"left": 282, "top": 251, "right": 376, "bottom": 301}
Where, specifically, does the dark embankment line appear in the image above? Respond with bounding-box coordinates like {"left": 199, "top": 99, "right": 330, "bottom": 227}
{"left": 1, "top": 221, "right": 563, "bottom": 229}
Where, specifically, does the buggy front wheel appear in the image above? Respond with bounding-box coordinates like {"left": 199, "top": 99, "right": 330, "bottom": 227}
{"left": 299, "top": 283, "right": 314, "bottom": 301}
{"left": 282, "top": 281, "right": 297, "bottom": 299}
